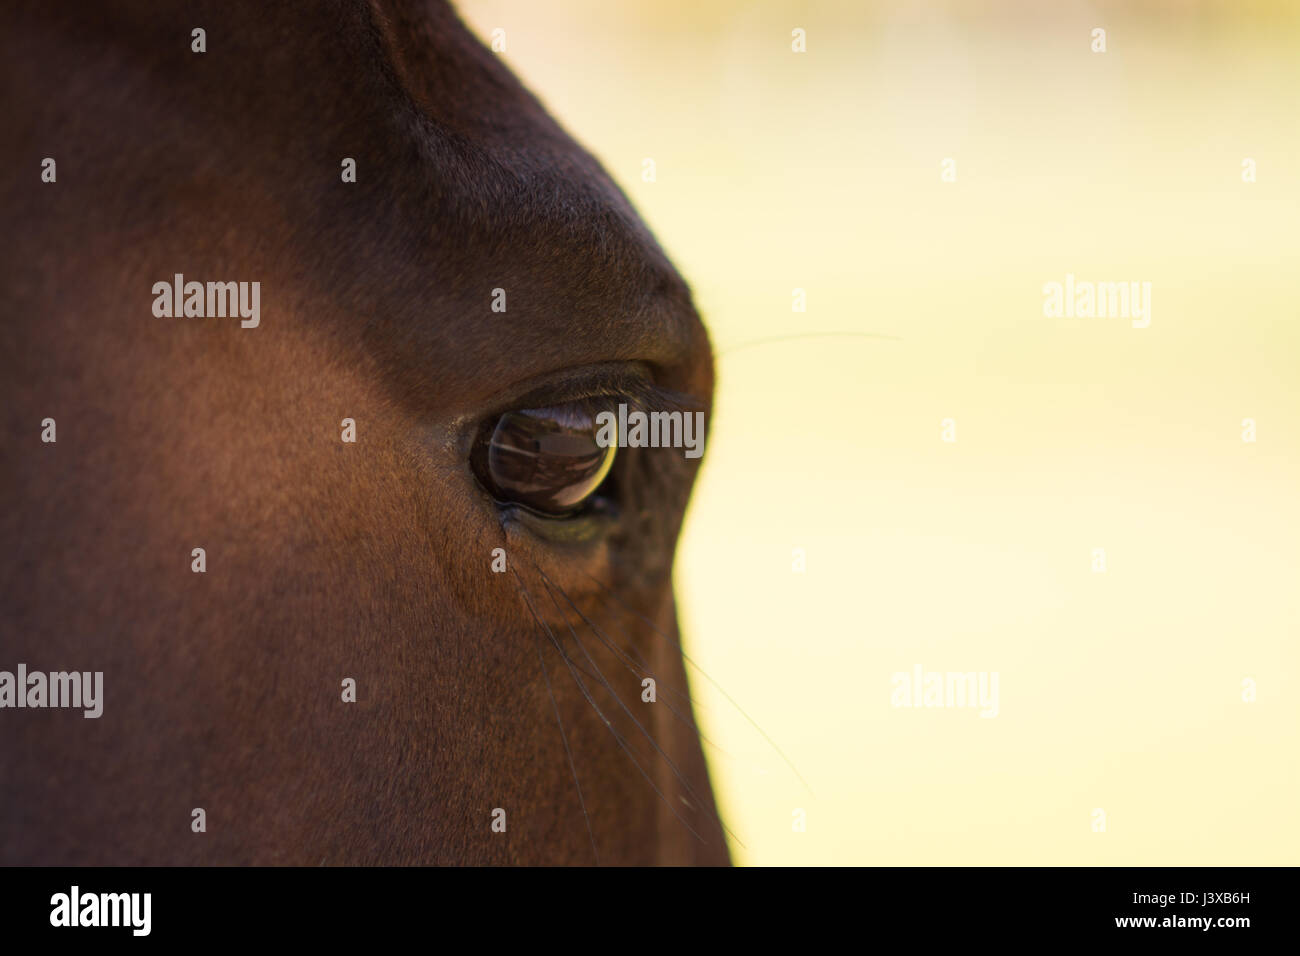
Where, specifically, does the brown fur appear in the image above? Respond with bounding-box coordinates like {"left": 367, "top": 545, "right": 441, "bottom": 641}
{"left": 0, "top": 0, "right": 725, "bottom": 865}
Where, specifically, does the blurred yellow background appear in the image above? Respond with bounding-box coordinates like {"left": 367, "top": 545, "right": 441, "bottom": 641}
{"left": 459, "top": 0, "right": 1300, "bottom": 864}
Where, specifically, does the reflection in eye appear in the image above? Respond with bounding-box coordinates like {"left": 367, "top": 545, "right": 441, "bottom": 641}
{"left": 473, "top": 403, "right": 617, "bottom": 516}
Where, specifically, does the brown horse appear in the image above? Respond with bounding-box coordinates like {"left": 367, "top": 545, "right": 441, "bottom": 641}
{"left": 0, "top": 0, "right": 726, "bottom": 865}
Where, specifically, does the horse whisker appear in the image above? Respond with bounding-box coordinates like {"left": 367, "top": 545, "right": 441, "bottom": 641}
{"left": 511, "top": 568, "right": 706, "bottom": 845}
{"left": 521, "top": 592, "right": 599, "bottom": 864}
{"left": 580, "top": 567, "right": 814, "bottom": 797}
{"left": 533, "top": 570, "right": 747, "bottom": 851}
{"left": 529, "top": 561, "right": 706, "bottom": 732}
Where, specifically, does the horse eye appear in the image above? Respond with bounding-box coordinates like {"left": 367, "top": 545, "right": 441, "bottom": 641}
{"left": 471, "top": 403, "right": 616, "bottom": 516}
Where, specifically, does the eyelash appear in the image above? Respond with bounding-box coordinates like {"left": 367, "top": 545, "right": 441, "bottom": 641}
{"left": 503, "top": 379, "right": 698, "bottom": 420}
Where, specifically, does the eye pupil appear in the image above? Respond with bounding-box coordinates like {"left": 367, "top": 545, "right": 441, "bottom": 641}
{"left": 478, "top": 405, "right": 616, "bottom": 514}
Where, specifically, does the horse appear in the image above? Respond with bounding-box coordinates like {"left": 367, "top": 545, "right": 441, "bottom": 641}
{"left": 0, "top": 0, "right": 727, "bottom": 865}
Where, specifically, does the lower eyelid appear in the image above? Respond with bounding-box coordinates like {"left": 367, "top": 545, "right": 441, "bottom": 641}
{"left": 500, "top": 500, "right": 615, "bottom": 546}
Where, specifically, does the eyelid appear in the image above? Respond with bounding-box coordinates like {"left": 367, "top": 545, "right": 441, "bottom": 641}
{"left": 476, "top": 361, "right": 703, "bottom": 421}
{"left": 533, "top": 387, "right": 700, "bottom": 429}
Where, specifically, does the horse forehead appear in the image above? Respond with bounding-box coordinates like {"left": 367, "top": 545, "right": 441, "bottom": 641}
{"left": 376, "top": 121, "right": 697, "bottom": 375}
{"left": 367, "top": 0, "right": 572, "bottom": 145}
{"left": 369, "top": 0, "right": 659, "bottom": 255}
{"left": 355, "top": 1, "right": 703, "bottom": 369}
